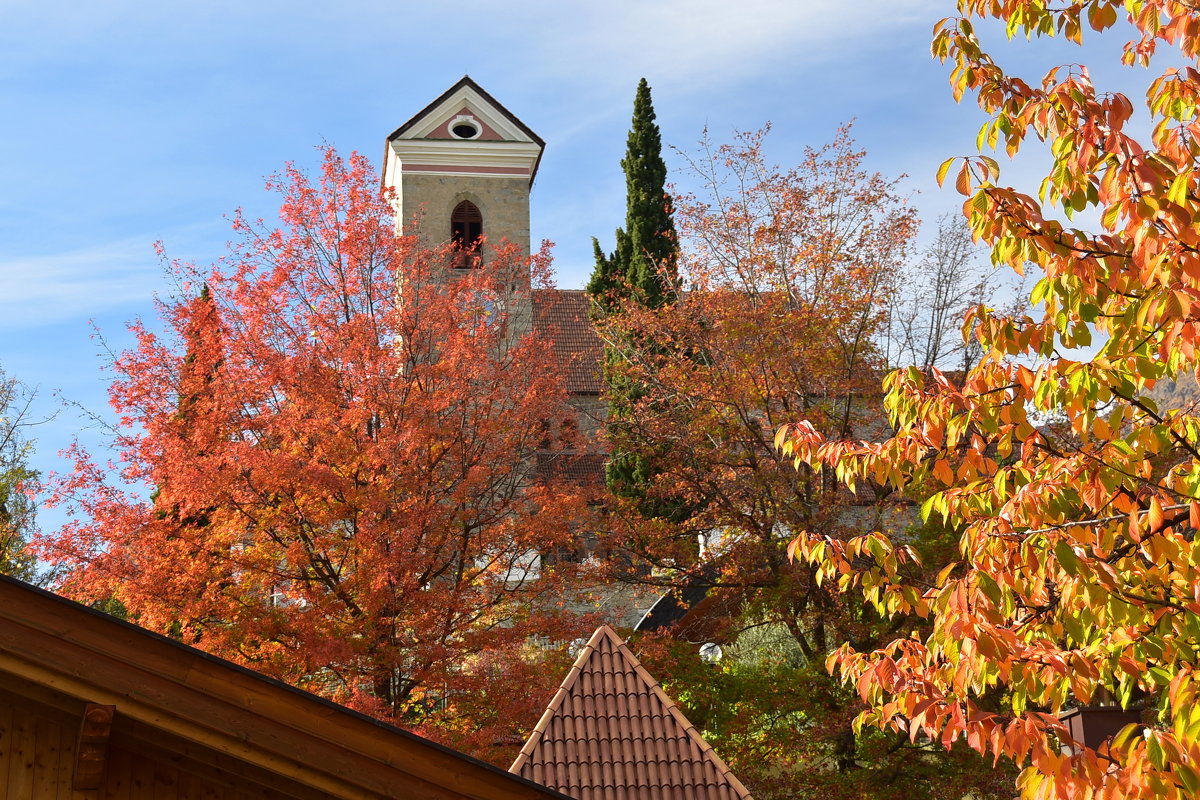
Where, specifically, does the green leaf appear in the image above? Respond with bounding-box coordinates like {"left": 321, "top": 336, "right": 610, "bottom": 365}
{"left": 1054, "top": 539, "right": 1079, "bottom": 575}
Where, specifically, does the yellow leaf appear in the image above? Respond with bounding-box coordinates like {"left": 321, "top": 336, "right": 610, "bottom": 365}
{"left": 936, "top": 157, "right": 956, "bottom": 187}
{"left": 1168, "top": 171, "right": 1190, "bottom": 206}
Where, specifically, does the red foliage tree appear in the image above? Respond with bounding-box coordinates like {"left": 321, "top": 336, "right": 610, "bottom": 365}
{"left": 39, "top": 148, "right": 595, "bottom": 759}
{"left": 779, "top": 2, "right": 1200, "bottom": 797}
{"left": 599, "top": 128, "right": 1014, "bottom": 798}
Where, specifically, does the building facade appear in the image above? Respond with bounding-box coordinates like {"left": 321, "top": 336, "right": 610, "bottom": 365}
{"left": 384, "top": 77, "right": 608, "bottom": 484}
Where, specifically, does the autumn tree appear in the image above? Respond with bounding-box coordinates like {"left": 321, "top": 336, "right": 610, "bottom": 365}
{"left": 38, "top": 147, "right": 595, "bottom": 760}
{"left": 588, "top": 78, "right": 682, "bottom": 514}
{"left": 0, "top": 364, "right": 38, "bottom": 582}
{"left": 588, "top": 77, "right": 678, "bottom": 311}
{"left": 886, "top": 214, "right": 1010, "bottom": 376}
{"left": 597, "top": 127, "right": 1013, "bottom": 798}
{"left": 779, "top": 2, "right": 1200, "bottom": 798}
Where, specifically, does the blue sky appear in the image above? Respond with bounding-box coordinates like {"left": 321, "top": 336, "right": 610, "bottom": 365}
{"left": 0, "top": 0, "right": 1148, "bottom": 533}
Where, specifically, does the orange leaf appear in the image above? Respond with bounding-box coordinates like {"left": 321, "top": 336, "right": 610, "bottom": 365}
{"left": 955, "top": 161, "right": 972, "bottom": 196}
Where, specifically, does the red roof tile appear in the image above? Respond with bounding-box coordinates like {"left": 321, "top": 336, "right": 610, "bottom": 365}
{"left": 533, "top": 290, "right": 604, "bottom": 396}
{"left": 536, "top": 452, "right": 606, "bottom": 490}
{"left": 510, "top": 626, "right": 753, "bottom": 800}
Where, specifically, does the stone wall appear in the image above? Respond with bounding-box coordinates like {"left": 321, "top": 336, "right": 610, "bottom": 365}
{"left": 399, "top": 172, "right": 534, "bottom": 336}
{"left": 400, "top": 173, "right": 531, "bottom": 259}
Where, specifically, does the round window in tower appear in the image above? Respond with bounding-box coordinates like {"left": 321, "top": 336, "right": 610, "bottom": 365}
{"left": 449, "top": 116, "right": 481, "bottom": 140}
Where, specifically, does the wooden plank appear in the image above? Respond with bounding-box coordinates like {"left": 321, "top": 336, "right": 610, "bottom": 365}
{"left": 0, "top": 676, "right": 85, "bottom": 721}
{"left": 176, "top": 766, "right": 213, "bottom": 800}
{"left": 196, "top": 772, "right": 222, "bottom": 800}
{"left": 0, "top": 579, "right": 569, "bottom": 800}
{"left": 105, "top": 746, "right": 133, "bottom": 800}
{"left": 0, "top": 700, "right": 14, "bottom": 796}
{"left": 8, "top": 703, "right": 36, "bottom": 800}
{"left": 33, "top": 713, "right": 63, "bottom": 799}
{"left": 150, "top": 758, "right": 178, "bottom": 800}
{"left": 112, "top": 719, "right": 340, "bottom": 800}
{"left": 181, "top": 659, "right": 523, "bottom": 798}
{"left": 173, "top": 767, "right": 190, "bottom": 800}
{"left": 0, "top": 680, "right": 81, "bottom": 800}
{"left": 0, "top": 652, "right": 372, "bottom": 799}
{"left": 56, "top": 720, "right": 73, "bottom": 800}
{"left": 1, "top": 652, "right": 445, "bottom": 800}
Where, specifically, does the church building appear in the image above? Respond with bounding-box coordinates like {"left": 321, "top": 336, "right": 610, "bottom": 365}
{"left": 381, "top": 77, "right": 753, "bottom": 800}
{"left": 383, "top": 76, "right": 608, "bottom": 490}
{"left": 0, "top": 77, "right": 752, "bottom": 800}
{"left": 383, "top": 76, "right": 543, "bottom": 261}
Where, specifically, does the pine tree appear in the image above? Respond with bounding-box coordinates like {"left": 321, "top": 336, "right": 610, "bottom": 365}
{"left": 588, "top": 78, "right": 681, "bottom": 515}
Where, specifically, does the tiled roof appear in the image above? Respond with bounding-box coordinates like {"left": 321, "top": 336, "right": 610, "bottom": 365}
{"left": 510, "top": 625, "right": 753, "bottom": 800}
{"left": 536, "top": 452, "right": 606, "bottom": 490}
{"left": 533, "top": 289, "right": 604, "bottom": 395}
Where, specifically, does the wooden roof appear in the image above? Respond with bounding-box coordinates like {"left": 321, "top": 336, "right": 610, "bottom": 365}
{"left": 0, "top": 574, "right": 570, "bottom": 800}
{"left": 510, "top": 625, "right": 753, "bottom": 800}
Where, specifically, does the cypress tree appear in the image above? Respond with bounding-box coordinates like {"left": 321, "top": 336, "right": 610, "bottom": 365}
{"left": 588, "top": 78, "right": 678, "bottom": 311}
{"left": 588, "top": 79, "right": 681, "bottom": 517}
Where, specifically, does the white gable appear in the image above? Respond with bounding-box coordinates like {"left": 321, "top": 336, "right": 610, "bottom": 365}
{"left": 396, "top": 84, "right": 535, "bottom": 144}
{"left": 384, "top": 78, "right": 544, "bottom": 190}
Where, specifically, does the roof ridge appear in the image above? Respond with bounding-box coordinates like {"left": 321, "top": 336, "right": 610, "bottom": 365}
{"left": 386, "top": 76, "right": 545, "bottom": 147}
{"left": 508, "top": 625, "right": 608, "bottom": 774}
{"left": 510, "top": 625, "right": 753, "bottom": 800}
{"left": 609, "top": 630, "right": 754, "bottom": 800}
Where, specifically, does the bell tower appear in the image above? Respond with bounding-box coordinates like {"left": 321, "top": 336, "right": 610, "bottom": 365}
{"left": 383, "top": 76, "right": 544, "bottom": 270}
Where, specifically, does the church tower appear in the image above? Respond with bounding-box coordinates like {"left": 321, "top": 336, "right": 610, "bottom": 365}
{"left": 383, "top": 76, "right": 544, "bottom": 269}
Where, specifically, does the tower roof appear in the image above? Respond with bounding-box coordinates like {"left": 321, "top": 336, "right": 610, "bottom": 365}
{"left": 510, "top": 625, "right": 753, "bottom": 800}
{"left": 384, "top": 76, "right": 545, "bottom": 187}
{"left": 388, "top": 76, "right": 545, "bottom": 147}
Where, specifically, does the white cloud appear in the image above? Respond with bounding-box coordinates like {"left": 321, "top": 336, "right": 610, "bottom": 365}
{"left": 0, "top": 238, "right": 161, "bottom": 328}
{"left": 489, "top": 0, "right": 941, "bottom": 91}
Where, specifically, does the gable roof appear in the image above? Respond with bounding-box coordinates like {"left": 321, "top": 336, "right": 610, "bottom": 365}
{"left": 510, "top": 625, "right": 753, "bottom": 800}
{"left": 0, "top": 574, "right": 570, "bottom": 800}
{"left": 385, "top": 76, "right": 545, "bottom": 186}
{"left": 388, "top": 76, "right": 545, "bottom": 148}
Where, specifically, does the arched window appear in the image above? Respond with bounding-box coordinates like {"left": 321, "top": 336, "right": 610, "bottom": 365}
{"left": 450, "top": 201, "right": 482, "bottom": 267}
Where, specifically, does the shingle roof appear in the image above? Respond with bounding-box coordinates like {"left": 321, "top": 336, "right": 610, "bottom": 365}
{"left": 532, "top": 289, "right": 604, "bottom": 396}
{"left": 510, "top": 625, "right": 753, "bottom": 800}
